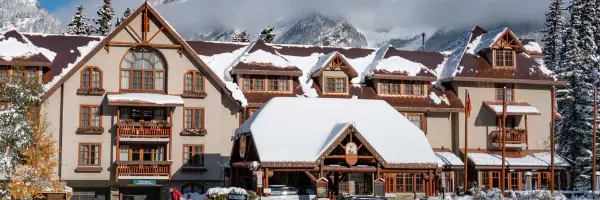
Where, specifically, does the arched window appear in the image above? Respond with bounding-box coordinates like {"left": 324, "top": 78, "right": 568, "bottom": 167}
{"left": 120, "top": 47, "right": 166, "bottom": 91}
{"left": 181, "top": 183, "right": 204, "bottom": 194}
{"left": 81, "top": 66, "right": 102, "bottom": 89}
{"left": 184, "top": 70, "right": 204, "bottom": 92}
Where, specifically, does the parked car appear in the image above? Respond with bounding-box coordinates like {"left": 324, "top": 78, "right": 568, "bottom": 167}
{"left": 267, "top": 185, "right": 300, "bottom": 200}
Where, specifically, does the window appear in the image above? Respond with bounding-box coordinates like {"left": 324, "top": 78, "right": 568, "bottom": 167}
{"left": 494, "top": 50, "right": 514, "bottom": 67}
{"left": 395, "top": 173, "right": 404, "bottom": 192}
{"left": 120, "top": 47, "right": 166, "bottom": 91}
{"left": 381, "top": 80, "right": 402, "bottom": 95}
{"left": 495, "top": 84, "right": 514, "bottom": 101}
{"left": 120, "top": 144, "right": 165, "bottom": 161}
{"left": 482, "top": 172, "right": 490, "bottom": 187}
{"left": 405, "top": 174, "right": 414, "bottom": 192}
{"left": 79, "top": 143, "right": 101, "bottom": 166}
{"left": 27, "top": 106, "right": 40, "bottom": 123}
{"left": 183, "top": 145, "right": 204, "bottom": 166}
{"left": 491, "top": 172, "right": 500, "bottom": 189}
{"left": 119, "top": 107, "right": 166, "bottom": 122}
{"left": 414, "top": 174, "right": 424, "bottom": 192}
{"left": 182, "top": 183, "right": 204, "bottom": 194}
{"left": 80, "top": 105, "right": 101, "bottom": 127}
{"left": 325, "top": 77, "right": 346, "bottom": 93}
{"left": 0, "top": 102, "right": 7, "bottom": 111}
{"left": 510, "top": 172, "right": 520, "bottom": 191}
{"left": 0, "top": 66, "right": 9, "bottom": 82}
{"left": 25, "top": 67, "right": 39, "bottom": 83}
{"left": 243, "top": 75, "right": 290, "bottom": 92}
{"left": 184, "top": 108, "right": 204, "bottom": 129}
{"left": 406, "top": 113, "right": 424, "bottom": 131}
{"left": 380, "top": 80, "right": 426, "bottom": 96}
{"left": 184, "top": 71, "right": 204, "bottom": 92}
{"left": 81, "top": 67, "right": 102, "bottom": 89}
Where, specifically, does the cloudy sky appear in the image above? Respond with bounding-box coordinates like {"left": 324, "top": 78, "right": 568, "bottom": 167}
{"left": 45, "top": 0, "right": 552, "bottom": 38}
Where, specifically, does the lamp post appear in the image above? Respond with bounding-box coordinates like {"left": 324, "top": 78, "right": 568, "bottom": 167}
{"left": 524, "top": 172, "right": 532, "bottom": 191}
{"left": 249, "top": 161, "right": 261, "bottom": 199}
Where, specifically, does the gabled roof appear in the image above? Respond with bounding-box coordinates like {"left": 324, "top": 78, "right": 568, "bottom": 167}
{"left": 472, "top": 28, "right": 525, "bottom": 54}
{"left": 237, "top": 97, "right": 439, "bottom": 168}
{"left": 34, "top": 2, "right": 239, "bottom": 106}
{"left": 309, "top": 51, "right": 359, "bottom": 78}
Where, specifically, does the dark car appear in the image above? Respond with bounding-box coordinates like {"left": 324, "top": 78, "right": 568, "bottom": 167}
{"left": 337, "top": 195, "right": 387, "bottom": 200}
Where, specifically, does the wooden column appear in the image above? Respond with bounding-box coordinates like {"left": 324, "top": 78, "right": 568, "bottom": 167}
{"left": 264, "top": 168, "right": 269, "bottom": 193}
{"left": 169, "top": 108, "right": 173, "bottom": 160}
{"left": 464, "top": 88, "right": 470, "bottom": 190}
{"left": 525, "top": 115, "right": 529, "bottom": 150}
{"left": 116, "top": 108, "right": 120, "bottom": 162}
{"left": 501, "top": 87, "right": 507, "bottom": 195}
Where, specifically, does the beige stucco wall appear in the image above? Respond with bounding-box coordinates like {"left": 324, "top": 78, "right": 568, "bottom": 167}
{"left": 425, "top": 112, "right": 453, "bottom": 150}
{"left": 40, "top": 10, "right": 240, "bottom": 182}
{"left": 453, "top": 82, "right": 552, "bottom": 151}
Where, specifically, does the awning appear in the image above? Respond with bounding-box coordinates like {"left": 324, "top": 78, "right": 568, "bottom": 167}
{"left": 463, "top": 150, "right": 569, "bottom": 170}
{"left": 435, "top": 151, "right": 464, "bottom": 169}
{"left": 107, "top": 93, "right": 184, "bottom": 107}
{"left": 483, "top": 101, "right": 541, "bottom": 116}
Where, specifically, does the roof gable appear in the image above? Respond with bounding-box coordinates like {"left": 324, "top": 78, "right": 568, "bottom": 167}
{"left": 310, "top": 51, "right": 359, "bottom": 78}
{"left": 39, "top": 2, "right": 238, "bottom": 106}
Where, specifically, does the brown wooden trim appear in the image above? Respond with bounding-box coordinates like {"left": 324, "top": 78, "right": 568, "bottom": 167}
{"left": 79, "top": 104, "right": 102, "bottom": 127}
{"left": 241, "top": 75, "right": 293, "bottom": 93}
{"left": 378, "top": 80, "right": 428, "bottom": 97}
{"left": 452, "top": 77, "right": 567, "bottom": 86}
{"left": 323, "top": 76, "right": 349, "bottom": 94}
{"left": 126, "top": 24, "right": 143, "bottom": 42}
{"left": 109, "top": 41, "right": 183, "bottom": 49}
{"left": 115, "top": 160, "right": 173, "bottom": 165}
{"left": 394, "top": 107, "right": 464, "bottom": 113}
{"left": 232, "top": 69, "right": 303, "bottom": 77}
{"left": 80, "top": 66, "right": 103, "bottom": 90}
{"left": 312, "top": 53, "right": 359, "bottom": 78}
{"left": 373, "top": 75, "right": 436, "bottom": 82}
{"left": 182, "top": 144, "right": 205, "bottom": 166}
{"left": 78, "top": 143, "right": 102, "bottom": 166}
{"left": 147, "top": 26, "right": 165, "bottom": 43}
{"left": 108, "top": 102, "right": 182, "bottom": 107}
{"left": 182, "top": 107, "right": 205, "bottom": 129}
{"left": 74, "top": 166, "right": 103, "bottom": 173}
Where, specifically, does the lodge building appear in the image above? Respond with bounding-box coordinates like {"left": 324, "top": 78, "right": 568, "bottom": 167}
{"left": 0, "top": 1, "right": 568, "bottom": 200}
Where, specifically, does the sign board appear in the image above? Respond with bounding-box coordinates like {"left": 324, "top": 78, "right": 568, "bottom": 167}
{"left": 239, "top": 135, "right": 247, "bottom": 158}
{"left": 263, "top": 188, "right": 271, "bottom": 194}
{"left": 228, "top": 194, "right": 247, "bottom": 200}
{"left": 316, "top": 178, "right": 328, "bottom": 198}
{"left": 133, "top": 179, "right": 156, "bottom": 185}
{"left": 345, "top": 142, "right": 358, "bottom": 166}
{"left": 34, "top": 192, "right": 67, "bottom": 200}
{"left": 256, "top": 171, "right": 263, "bottom": 188}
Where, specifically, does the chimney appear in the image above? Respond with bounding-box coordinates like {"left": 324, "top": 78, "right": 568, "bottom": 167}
{"left": 421, "top": 32, "right": 426, "bottom": 51}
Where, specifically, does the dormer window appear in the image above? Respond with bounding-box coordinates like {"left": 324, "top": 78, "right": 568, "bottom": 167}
{"left": 494, "top": 50, "right": 514, "bottom": 67}
{"left": 325, "top": 77, "right": 347, "bottom": 94}
{"left": 242, "top": 75, "right": 291, "bottom": 92}
{"left": 380, "top": 80, "right": 427, "bottom": 97}
{"left": 120, "top": 47, "right": 166, "bottom": 92}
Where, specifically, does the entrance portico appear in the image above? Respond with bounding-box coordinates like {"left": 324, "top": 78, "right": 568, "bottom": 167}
{"left": 230, "top": 97, "right": 441, "bottom": 197}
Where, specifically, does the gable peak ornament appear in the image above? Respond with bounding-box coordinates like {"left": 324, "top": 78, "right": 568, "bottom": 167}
{"left": 345, "top": 142, "right": 358, "bottom": 166}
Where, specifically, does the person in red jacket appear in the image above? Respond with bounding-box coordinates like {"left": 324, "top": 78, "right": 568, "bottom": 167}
{"left": 170, "top": 188, "right": 182, "bottom": 200}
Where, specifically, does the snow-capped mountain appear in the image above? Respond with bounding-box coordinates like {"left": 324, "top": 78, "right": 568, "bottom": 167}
{"left": 0, "top": 0, "right": 62, "bottom": 34}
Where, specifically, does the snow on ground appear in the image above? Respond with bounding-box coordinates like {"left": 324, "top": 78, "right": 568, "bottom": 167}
{"left": 0, "top": 37, "right": 56, "bottom": 61}
{"left": 524, "top": 41, "right": 542, "bottom": 54}
{"left": 488, "top": 105, "right": 540, "bottom": 115}
{"left": 206, "top": 187, "right": 247, "bottom": 196}
{"left": 107, "top": 93, "right": 184, "bottom": 105}
{"left": 43, "top": 39, "right": 102, "bottom": 91}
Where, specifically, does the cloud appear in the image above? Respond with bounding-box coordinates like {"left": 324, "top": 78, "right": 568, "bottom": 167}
{"left": 53, "top": 0, "right": 551, "bottom": 38}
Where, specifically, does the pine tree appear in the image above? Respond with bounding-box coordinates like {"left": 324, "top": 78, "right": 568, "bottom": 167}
{"left": 65, "top": 5, "right": 94, "bottom": 36}
{"left": 541, "top": 0, "right": 566, "bottom": 73}
{"left": 232, "top": 31, "right": 250, "bottom": 42}
{"left": 93, "top": 0, "right": 115, "bottom": 36}
{"left": 259, "top": 26, "right": 276, "bottom": 43}
{"left": 115, "top": 8, "right": 131, "bottom": 28}
{"left": 556, "top": 0, "right": 596, "bottom": 188}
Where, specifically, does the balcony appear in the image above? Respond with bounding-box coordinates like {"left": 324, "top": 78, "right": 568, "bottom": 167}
{"left": 115, "top": 161, "right": 172, "bottom": 180}
{"left": 116, "top": 121, "right": 172, "bottom": 142}
{"left": 491, "top": 129, "right": 528, "bottom": 148}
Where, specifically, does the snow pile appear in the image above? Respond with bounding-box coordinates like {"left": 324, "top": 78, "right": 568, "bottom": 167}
{"left": 198, "top": 44, "right": 249, "bottom": 106}
{"left": 309, "top": 51, "right": 338, "bottom": 76}
{"left": 363, "top": 44, "right": 390, "bottom": 77}
{"left": 206, "top": 187, "right": 247, "bottom": 196}
{"left": 465, "top": 35, "right": 482, "bottom": 55}
{"left": 456, "top": 190, "right": 568, "bottom": 200}
{"left": 0, "top": 37, "right": 56, "bottom": 61}
{"left": 241, "top": 49, "right": 290, "bottom": 67}
{"left": 428, "top": 92, "right": 450, "bottom": 106}
{"left": 182, "top": 192, "right": 206, "bottom": 200}
{"left": 43, "top": 39, "right": 102, "bottom": 91}
{"left": 275, "top": 52, "right": 325, "bottom": 97}
{"left": 107, "top": 93, "right": 184, "bottom": 105}
{"left": 524, "top": 41, "right": 542, "bottom": 54}
{"left": 373, "top": 56, "right": 428, "bottom": 76}
{"left": 437, "top": 32, "right": 472, "bottom": 82}
{"left": 488, "top": 105, "right": 540, "bottom": 115}
{"left": 435, "top": 151, "right": 464, "bottom": 167}
{"left": 344, "top": 50, "right": 377, "bottom": 84}
{"left": 238, "top": 97, "right": 437, "bottom": 164}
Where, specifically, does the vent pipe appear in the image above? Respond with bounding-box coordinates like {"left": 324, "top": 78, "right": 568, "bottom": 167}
{"left": 421, "top": 32, "right": 426, "bottom": 51}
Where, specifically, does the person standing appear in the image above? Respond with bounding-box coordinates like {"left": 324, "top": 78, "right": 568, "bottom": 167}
{"left": 171, "top": 188, "right": 182, "bottom": 200}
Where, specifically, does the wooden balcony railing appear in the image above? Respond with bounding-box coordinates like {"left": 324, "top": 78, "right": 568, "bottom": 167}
{"left": 117, "top": 126, "right": 171, "bottom": 138}
{"left": 491, "top": 129, "right": 527, "bottom": 145}
{"left": 115, "top": 161, "right": 172, "bottom": 179}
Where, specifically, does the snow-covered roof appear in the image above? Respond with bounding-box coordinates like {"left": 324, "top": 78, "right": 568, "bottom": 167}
{"left": 468, "top": 152, "right": 569, "bottom": 167}
{"left": 438, "top": 32, "right": 471, "bottom": 82}
{"left": 483, "top": 101, "right": 541, "bottom": 115}
{"left": 238, "top": 97, "right": 438, "bottom": 167}
{"left": 472, "top": 28, "right": 507, "bottom": 54}
{"left": 0, "top": 30, "right": 56, "bottom": 62}
{"left": 435, "top": 152, "right": 464, "bottom": 167}
{"left": 524, "top": 41, "right": 543, "bottom": 54}
{"left": 107, "top": 93, "right": 184, "bottom": 106}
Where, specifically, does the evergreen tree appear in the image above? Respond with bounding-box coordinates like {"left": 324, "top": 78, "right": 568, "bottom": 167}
{"left": 93, "top": 0, "right": 115, "bottom": 36}
{"left": 65, "top": 5, "right": 93, "bottom": 36}
{"left": 232, "top": 31, "right": 250, "bottom": 42}
{"left": 115, "top": 8, "right": 131, "bottom": 28}
{"left": 556, "top": 0, "right": 596, "bottom": 188}
{"left": 541, "top": 0, "right": 566, "bottom": 73}
{"left": 259, "top": 26, "right": 276, "bottom": 43}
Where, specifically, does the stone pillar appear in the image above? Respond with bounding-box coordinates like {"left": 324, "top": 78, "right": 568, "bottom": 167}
{"left": 110, "top": 186, "right": 119, "bottom": 200}
{"left": 347, "top": 181, "right": 355, "bottom": 195}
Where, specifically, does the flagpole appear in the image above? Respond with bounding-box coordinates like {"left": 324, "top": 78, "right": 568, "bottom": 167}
{"left": 464, "top": 88, "right": 469, "bottom": 191}
{"left": 551, "top": 86, "right": 556, "bottom": 193}
{"left": 501, "top": 86, "right": 507, "bottom": 196}
{"left": 593, "top": 88, "right": 597, "bottom": 193}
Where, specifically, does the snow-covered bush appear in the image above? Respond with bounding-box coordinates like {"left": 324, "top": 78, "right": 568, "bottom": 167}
{"left": 206, "top": 187, "right": 247, "bottom": 200}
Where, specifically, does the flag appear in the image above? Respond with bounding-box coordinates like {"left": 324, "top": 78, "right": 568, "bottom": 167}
{"left": 466, "top": 91, "right": 472, "bottom": 118}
